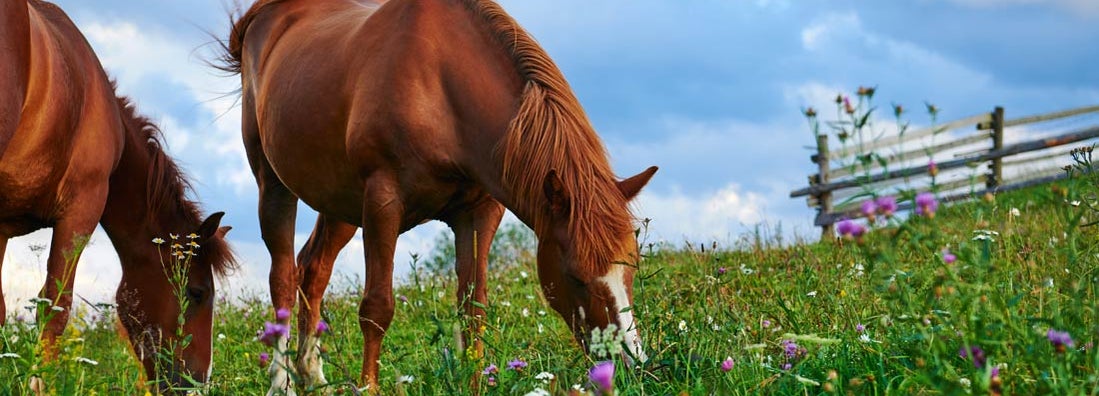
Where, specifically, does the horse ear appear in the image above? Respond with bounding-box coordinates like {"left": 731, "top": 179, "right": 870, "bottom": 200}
{"left": 543, "top": 170, "right": 570, "bottom": 218}
{"left": 215, "top": 226, "right": 232, "bottom": 239}
{"left": 197, "top": 212, "right": 226, "bottom": 240}
{"left": 618, "top": 166, "right": 658, "bottom": 201}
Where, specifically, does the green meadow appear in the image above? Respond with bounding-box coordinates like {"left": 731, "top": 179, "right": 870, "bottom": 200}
{"left": 2, "top": 166, "right": 1099, "bottom": 395}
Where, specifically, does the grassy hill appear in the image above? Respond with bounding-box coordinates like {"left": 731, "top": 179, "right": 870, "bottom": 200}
{"left": 2, "top": 172, "right": 1098, "bottom": 394}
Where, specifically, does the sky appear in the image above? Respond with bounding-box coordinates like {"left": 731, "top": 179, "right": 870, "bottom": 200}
{"left": 3, "top": 0, "right": 1098, "bottom": 310}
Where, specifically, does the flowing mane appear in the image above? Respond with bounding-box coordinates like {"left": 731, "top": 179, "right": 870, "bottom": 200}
{"left": 113, "top": 92, "right": 236, "bottom": 275}
{"left": 458, "top": 0, "right": 636, "bottom": 271}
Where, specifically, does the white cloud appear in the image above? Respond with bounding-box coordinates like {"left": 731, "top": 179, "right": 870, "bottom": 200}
{"left": 3, "top": 228, "right": 122, "bottom": 315}
{"left": 633, "top": 185, "right": 767, "bottom": 244}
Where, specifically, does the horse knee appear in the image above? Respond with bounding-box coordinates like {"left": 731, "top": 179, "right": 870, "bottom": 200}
{"left": 357, "top": 292, "right": 394, "bottom": 334}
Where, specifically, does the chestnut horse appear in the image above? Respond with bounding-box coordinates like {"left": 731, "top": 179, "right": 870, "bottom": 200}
{"left": 0, "top": 0, "right": 234, "bottom": 392}
{"left": 219, "top": 0, "right": 656, "bottom": 393}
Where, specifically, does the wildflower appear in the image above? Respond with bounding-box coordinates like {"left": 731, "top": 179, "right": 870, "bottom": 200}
{"left": 804, "top": 107, "right": 817, "bottom": 118}
{"left": 259, "top": 352, "right": 270, "bottom": 367}
{"left": 782, "top": 363, "right": 793, "bottom": 370}
{"left": 1048, "top": 329, "right": 1074, "bottom": 353}
{"left": 893, "top": 104, "right": 904, "bottom": 117}
{"left": 990, "top": 365, "right": 1003, "bottom": 396}
{"left": 316, "top": 320, "right": 329, "bottom": 334}
{"left": 520, "top": 270, "right": 529, "bottom": 279}
{"left": 589, "top": 361, "right": 615, "bottom": 395}
{"left": 508, "top": 358, "right": 528, "bottom": 371}
{"left": 396, "top": 375, "right": 414, "bottom": 384}
{"left": 876, "top": 196, "right": 897, "bottom": 217}
{"left": 398, "top": 295, "right": 408, "bottom": 304}
{"left": 74, "top": 357, "right": 99, "bottom": 366}
{"left": 926, "top": 103, "right": 939, "bottom": 116}
{"left": 717, "top": 267, "right": 726, "bottom": 275}
{"left": 857, "top": 86, "right": 875, "bottom": 97}
{"left": 1009, "top": 207, "right": 1020, "bottom": 218}
{"left": 259, "top": 322, "right": 289, "bottom": 346}
{"left": 170, "top": 233, "right": 179, "bottom": 240}
{"left": 782, "top": 339, "right": 800, "bottom": 359}
{"left": 152, "top": 238, "right": 165, "bottom": 245}
{"left": 856, "top": 323, "right": 865, "bottom": 333}
{"left": 276, "top": 308, "right": 291, "bottom": 321}
{"left": 959, "top": 378, "right": 970, "bottom": 388}
{"left": 959, "top": 346, "right": 986, "bottom": 368}
{"left": 806, "top": 291, "right": 817, "bottom": 297}
{"left": 844, "top": 97, "right": 855, "bottom": 115}
{"left": 524, "top": 388, "right": 550, "bottom": 396}
{"left": 218, "top": 333, "right": 226, "bottom": 340}
{"left": 522, "top": 308, "right": 530, "bottom": 317}
{"left": 678, "top": 320, "right": 688, "bottom": 332}
{"left": 482, "top": 364, "right": 499, "bottom": 375}
{"left": 928, "top": 160, "right": 938, "bottom": 177}
{"left": 487, "top": 375, "right": 497, "bottom": 387}
{"left": 915, "top": 192, "right": 938, "bottom": 218}
{"left": 762, "top": 319, "right": 771, "bottom": 328}
{"left": 535, "top": 371, "right": 555, "bottom": 383}
{"left": 721, "top": 357, "right": 734, "bottom": 372}
{"left": 942, "top": 249, "right": 957, "bottom": 264}
{"left": 860, "top": 200, "right": 877, "bottom": 223}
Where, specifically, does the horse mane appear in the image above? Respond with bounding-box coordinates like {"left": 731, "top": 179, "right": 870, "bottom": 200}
{"left": 458, "top": 0, "right": 635, "bottom": 272}
{"left": 113, "top": 91, "right": 237, "bottom": 276}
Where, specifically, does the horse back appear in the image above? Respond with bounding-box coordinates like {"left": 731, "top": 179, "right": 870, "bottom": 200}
{"left": 242, "top": 0, "right": 520, "bottom": 226}
{"left": 0, "top": 0, "right": 124, "bottom": 236}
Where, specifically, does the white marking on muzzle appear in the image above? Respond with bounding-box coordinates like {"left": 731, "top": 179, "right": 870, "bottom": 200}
{"left": 598, "top": 266, "right": 648, "bottom": 365}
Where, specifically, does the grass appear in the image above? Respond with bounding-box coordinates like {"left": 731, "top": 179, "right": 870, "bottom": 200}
{"left": 2, "top": 175, "right": 1099, "bottom": 394}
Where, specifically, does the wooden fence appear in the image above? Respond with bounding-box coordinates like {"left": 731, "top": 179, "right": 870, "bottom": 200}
{"left": 790, "top": 104, "right": 1099, "bottom": 239}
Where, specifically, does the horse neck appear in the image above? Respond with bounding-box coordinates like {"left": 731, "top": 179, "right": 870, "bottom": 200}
{"left": 99, "top": 128, "right": 193, "bottom": 261}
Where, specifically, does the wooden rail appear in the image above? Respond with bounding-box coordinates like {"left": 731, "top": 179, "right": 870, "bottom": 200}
{"left": 791, "top": 104, "right": 1099, "bottom": 239}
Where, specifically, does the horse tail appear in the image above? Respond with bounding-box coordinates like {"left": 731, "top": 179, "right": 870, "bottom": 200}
{"left": 212, "top": 0, "right": 287, "bottom": 76}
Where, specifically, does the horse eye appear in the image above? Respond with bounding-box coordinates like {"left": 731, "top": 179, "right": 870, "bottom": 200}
{"left": 186, "top": 287, "right": 205, "bottom": 304}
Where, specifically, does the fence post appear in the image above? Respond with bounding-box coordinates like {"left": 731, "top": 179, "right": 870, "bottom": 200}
{"left": 988, "top": 106, "right": 1005, "bottom": 190}
{"left": 816, "top": 134, "right": 834, "bottom": 241}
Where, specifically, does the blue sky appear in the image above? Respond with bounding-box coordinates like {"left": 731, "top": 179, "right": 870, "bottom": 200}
{"left": 4, "top": 0, "right": 1098, "bottom": 306}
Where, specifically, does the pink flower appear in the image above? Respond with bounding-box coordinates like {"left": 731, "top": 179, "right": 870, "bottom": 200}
{"left": 942, "top": 249, "right": 957, "bottom": 264}
{"left": 721, "top": 357, "right": 734, "bottom": 372}
{"left": 507, "top": 358, "right": 528, "bottom": 371}
{"left": 259, "top": 322, "right": 289, "bottom": 346}
{"left": 316, "top": 320, "right": 329, "bottom": 334}
{"left": 482, "top": 363, "right": 499, "bottom": 375}
{"left": 915, "top": 192, "right": 939, "bottom": 218}
{"left": 875, "top": 196, "right": 897, "bottom": 217}
{"left": 589, "top": 361, "right": 615, "bottom": 394}
{"left": 259, "top": 352, "right": 270, "bottom": 367}
{"left": 861, "top": 200, "right": 878, "bottom": 221}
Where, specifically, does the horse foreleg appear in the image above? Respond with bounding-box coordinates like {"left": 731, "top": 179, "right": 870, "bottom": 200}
{"left": 295, "top": 215, "right": 356, "bottom": 392}
{"left": 448, "top": 199, "right": 504, "bottom": 361}
{"left": 0, "top": 237, "right": 7, "bottom": 326}
{"left": 37, "top": 215, "right": 100, "bottom": 361}
{"left": 357, "top": 174, "right": 402, "bottom": 393}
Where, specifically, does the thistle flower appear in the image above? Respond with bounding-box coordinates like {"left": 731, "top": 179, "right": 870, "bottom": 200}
{"left": 959, "top": 346, "right": 986, "bottom": 368}
{"left": 276, "top": 308, "right": 291, "bottom": 321}
{"left": 717, "top": 266, "right": 726, "bottom": 275}
{"left": 721, "top": 357, "right": 734, "bottom": 372}
{"left": 856, "top": 323, "right": 865, "bottom": 333}
{"left": 508, "top": 358, "right": 528, "bottom": 371}
{"left": 942, "top": 249, "right": 957, "bottom": 264}
{"left": 259, "top": 352, "right": 270, "bottom": 367}
{"left": 782, "top": 339, "right": 800, "bottom": 359}
{"left": 589, "top": 361, "right": 615, "bottom": 395}
{"left": 875, "top": 196, "right": 897, "bottom": 217}
{"left": 915, "top": 192, "right": 939, "bottom": 218}
{"left": 487, "top": 375, "right": 497, "bottom": 387}
{"left": 860, "top": 200, "right": 877, "bottom": 223}
{"left": 836, "top": 219, "right": 867, "bottom": 239}
{"left": 1047, "top": 329, "right": 1074, "bottom": 353}
{"left": 804, "top": 107, "right": 817, "bottom": 118}
{"left": 928, "top": 159, "right": 939, "bottom": 177}
{"left": 316, "top": 320, "right": 329, "bottom": 334}
{"left": 844, "top": 97, "right": 855, "bottom": 115}
{"left": 259, "top": 322, "right": 289, "bottom": 346}
{"left": 482, "top": 363, "right": 499, "bottom": 375}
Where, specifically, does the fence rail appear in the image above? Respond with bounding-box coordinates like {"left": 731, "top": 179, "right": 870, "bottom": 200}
{"left": 790, "top": 105, "right": 1099, "bottom": 239}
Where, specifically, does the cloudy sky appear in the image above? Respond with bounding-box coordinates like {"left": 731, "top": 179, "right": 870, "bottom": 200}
{"left": 3, "top": 0, "right": 1098, "bottom": 309}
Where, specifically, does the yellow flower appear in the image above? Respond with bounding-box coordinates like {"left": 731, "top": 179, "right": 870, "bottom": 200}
{"left": 187, "top": 233, "right": 199, "bottom": 239}
{"left": 839, "top": 290, "right": 847, "bottom": 298}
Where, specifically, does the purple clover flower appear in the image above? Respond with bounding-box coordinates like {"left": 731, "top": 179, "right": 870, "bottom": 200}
{"left": 856, "top": 323, "right": 865, "bottom": 333}
{"left": 876, "top": 196, "right": 897, "bottom": 217}
{"left": 507, "top": 358, "right": 528, "bottom": 371}
{"left": 589, "top": 361, "right": 615, "bottom": 394}
{"left": 915, "top": 192, "right": 939, "bottom": 218}
{"left": 276, "top": 307, "right": 291, "bottom": 321}
{"left": 959, "top": 346, "right": 986, "bottom": 368}
{"left": 1048, "top": 329, "right": 1074, "bottom": 353}
{"left": 259, "top": 321, "right": 289, "bottom": 346}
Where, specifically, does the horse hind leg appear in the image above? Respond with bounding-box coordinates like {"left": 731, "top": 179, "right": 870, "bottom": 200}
{"left": 295, "top": 214, "right": 357, "bottom": 392}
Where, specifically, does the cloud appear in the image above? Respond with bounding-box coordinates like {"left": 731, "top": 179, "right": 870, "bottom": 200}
{"left": 633, "top": 185, "right": 767, "bottom": 244}
{"left": 943, "top": 0, "right": 1099, "bottom": 15}
{"left": 2, "top": 228, "right": 122, "bottom": 314}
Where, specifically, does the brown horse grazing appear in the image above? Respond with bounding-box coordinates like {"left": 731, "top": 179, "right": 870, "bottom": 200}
{"left": 0, "top": 0, "right": 235, "bottom": 392}
{"left": 220, "top": 0, "right": 657, "bottom": 393}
